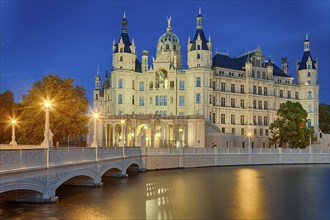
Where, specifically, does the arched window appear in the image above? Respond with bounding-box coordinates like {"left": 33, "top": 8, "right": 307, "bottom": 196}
{"left": 118, "top": 79, "right": 123, "bottom": 88}
{"left": 257, "top": 71, "right": 260, "bottom": 79}
{"left": 262, "top": 72, "right": 266, "bottom": 79}
{"left": 149, "top": 81, "right": 153, "bottom": 89}
{"left": 252, "top": 70, "right": 255, "bottom": 78}
{"left": 166, "top": 44, "right": 169, "bottom": 50}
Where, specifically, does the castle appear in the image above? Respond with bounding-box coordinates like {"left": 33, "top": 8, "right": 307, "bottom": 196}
{"left": 89, "top": 10, "right": 319, "bottom": 148}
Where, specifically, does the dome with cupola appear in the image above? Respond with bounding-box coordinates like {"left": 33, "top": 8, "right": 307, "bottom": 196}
{"left": 156, "top": 17, "right": 181, "bottom": 54}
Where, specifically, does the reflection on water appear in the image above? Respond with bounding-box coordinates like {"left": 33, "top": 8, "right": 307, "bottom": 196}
{"left": 234, "top": 168, "right": 266, "bottom": 219}
{"left": 1, "top": 165, "right": 329, "bottom": 220}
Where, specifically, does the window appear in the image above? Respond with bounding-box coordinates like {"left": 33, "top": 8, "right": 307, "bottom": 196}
{"left": 231, "top": 114, "right": 235, "bottom": 124}
{"left": 264, "top": 87, "right": 268, "bottom": 96}
{"left": 197, "top": 45, "right": 201, "bottom": 50}
{"left": 307, "top": 104, "right": 312, "bottom": 113}
{"left": 221, "top": 97, "right": 225, "bottom": 107}
{"left": 232, "top": 128, "right": 235, "bottom": 134}
{"left": 179, "top": 80, "right": 185, "bottom": 90}
{"left": 164, "top": 96, "right": 168, "bottom": 105}
{"left": 307, "top": 119, "right": 311, "bottom": 128}
{"left": 240, "top": 99, "right": 244, "bottom": 108}
{"left": 262, "top": 72, "right": 266, "bottom": 79}
{"left": 258, "top": 101, "right": 262, "bottom": 109}
{"left": 231, "top": 84, "right": 235, "bottom": 93}
{"left": 260, "top": 129, "right": 263, "bottom": 136}
{"left": 221, "top": 114, "right": 226, "bottom": 124}
{"left": 197, "top": 54, "right": 200, "bottom": 59}
{"left": 120, "top": 56, "right": 123, "bottom": 61}
{"left": 160, "top": 96, "right": 164, "bottom": 106}
{"left": 240, "top": 115, "right": 245, "bottom": 125}
{"left": 308, "top": 72, "right": 311, "bottom": 77}
{"left": 241, "top": 128, "right": 245, "bottom": 135}
{"left": 170, "top": 81, "right": 175, "bottom": 89}
{"left": 139, "top": 96, "right": 144, "bottom": 106}
{"left": 254, "top": 129, "right": 257, "bottom": 136}
{"left": 258, "top": 87, "right": 262, "bottom": 95}
{"left": 196, "top": 77, "right": 201, "bottom": 87}
{"left": 209, "top": 95, "right": 212, "bottom": 104}
{"left": 196, "top": 93, "right": 201, "bottom": 104}
{"left": 231, "top": 98, "right": 235, "bottom": 108}
{"left": 149, "top": 81, "right": 153, "bottom": 89}
{"left": 308, "top": 80, "right": 311, "bottom": 84}
{"left": 132, "top": 80, "right": 135, "bottom": 89}
{"left": 139, "top": 81, "right": 144, "bottom": 91}
{"left": 179, "top": 96, "right": 184, "bottom": 106}
{"left": 95, "top": 94, "right": 98, "bottom": 100}
{"left": 196, "top": 109, "right": 200, "bottom": 115}
{"left": 118, "top": 94, "right": 123, "bottom": 104}
{"left": 118, "top": 79, "right": 123, "bottom": 88}
{"left": 213, "top": 96, "right": 216, "bottom": 105}
{"left": 307, "top": 91, "right": 312, "bottom": 99}
{"left": 240, "top": 85, "right": 244, "bottom": 94}
{"left": 120, "top": 48, "right": 123, "bottom": 53}
{"left": 221, "top": 82, "right": 226, "bottom": 92}
{"left": 149, "top": 97, "right": 153, "bottom": 104}
{"left": 295, "top": 92, "right": 299, "bottom": 99}
{"left": 222, "top": 127, "right": 225, "bottom": 133}
{"left": 279, "top": 90, "right": 283, "bottom": 98}
{"left": 166, "top": 44, "right": 169, "bottom": 50}
{"left": 253, "top": 116, "right": 257, "bottom": 125}
{"left": 264, "top": 116, "right": 268, "bottom": 126}
{"left": 308, "top": 64, "right": 311, "bottom": 69}
{"left": 213, "top": 81, "right": 216, "bottom": 90}
{"left": 132, "top": 95, "right": 135, "bottom": 105}
{"left": 156, "top": 96, "right": 159, "bottom": 106}
{"left": 253, "top": 86, "right": 257, "bottom": 94}
{"left": 212, "top": 113, "right": 216, "bottom": 123}
{"left": 266, "top": 129, "right": 269, "bottom": 136}
{"left": 258, "top": 116, "right": 262, "bottom": 126}
{"left": 264, "top": 101, "right": 268, "bottom": 110}
{"left": 253, "top": 100, "right": 257, "bottom": 109}
{"left": 257, "top": 71, "right": 260, "bottom": 78}
{"left": 288, "top": 91, "right": 291, "bottom": 99}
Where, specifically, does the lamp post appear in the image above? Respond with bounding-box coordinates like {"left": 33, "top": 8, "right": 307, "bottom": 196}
{"left": 247, "top": 132, "right": 252, "bottom": 148}
{"left": 9, "top": 119, "right": 17, "bottom": 146}
{"left": 41, "top": 99, "right": 52, "bottom": 147}
{"left": 90, "top": 113, "right": 99, "bottom": 148}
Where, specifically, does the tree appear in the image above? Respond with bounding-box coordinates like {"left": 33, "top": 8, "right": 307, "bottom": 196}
{"left": 0, "top": 90, "right": 18, "bottom": 144}
{"left": 270, "top": 101, "right": 316, "bottom": 148}
{"left": 17, "top": 75, "right": 89, "bottom": 145}
{"left": 319, "top": 103, "right": 330, "bottom": 133}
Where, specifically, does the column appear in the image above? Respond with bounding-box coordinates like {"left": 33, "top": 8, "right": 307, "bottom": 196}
{"left": 112, "top": 123, "right": 116, "bottom": 147}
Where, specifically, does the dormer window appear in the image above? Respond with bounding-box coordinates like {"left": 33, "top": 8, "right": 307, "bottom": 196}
{"left": 120, "top": 48, "right": 123, "bottom": 53}
{"left": 120, "top": 56, "right": 123, "bottom": 61}
{"left": 166, "top": 44, "right": 169, "bottom": 50}
{"left": 197, "top": 45, "right": 201, "bottom": 50}
{"left": 197, "top": 54, "right": 200, "bottom": 59}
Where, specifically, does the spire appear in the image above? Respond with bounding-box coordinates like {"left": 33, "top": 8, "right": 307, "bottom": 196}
{"left": 304, "top": 33, "right": 310, "bottom": 51}
{"left": 196, "top": 7, "right": 203, "bottom": 29}
{"left": 121, "top": 12, "right": 128, "bottom": 33}
{"left": 166, "top": 16, "right": 172, "bottom": 32}
{"left": 96, "top": 64, "right": 100, "bottom": 76}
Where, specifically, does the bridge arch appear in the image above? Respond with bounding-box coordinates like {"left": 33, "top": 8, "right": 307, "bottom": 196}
{"left": 0, "top": 179, "right": 46, "bottom": 195}
{"left": 55, "top": 168, "right": 97, "bottom": 189}
{"left": 99, "top": 163, "right": 125, "bottom": 178}
{"left": 125, "top": 159, "right": 142, "bottom": 172}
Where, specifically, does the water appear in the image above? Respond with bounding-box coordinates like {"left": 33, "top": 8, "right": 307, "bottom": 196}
{"left": 1, "top": 164, "right": 329, "bottom": 219}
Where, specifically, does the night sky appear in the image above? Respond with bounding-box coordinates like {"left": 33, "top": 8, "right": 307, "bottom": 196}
{"left": 1, "top": 1, "right": 329, "bottom": 105}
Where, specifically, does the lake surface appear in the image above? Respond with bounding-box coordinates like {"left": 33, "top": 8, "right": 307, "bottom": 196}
{"left": 1, "top": 164, "right": 329, "bottom": 219}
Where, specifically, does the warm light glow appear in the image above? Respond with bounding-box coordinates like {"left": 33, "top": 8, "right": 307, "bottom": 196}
{"left": 131, "top": 133, "right": 134, "bottom": 137}
{"left": 144, "top": 125, "right": 148, "bottom": 129}
{"left": 11, "top": 119, "right": 17, "bottom": 125}
{"left": 247, "top": 132, "right": 252, "bottom": 137}
{"left": 179, "top": 128, "right": 183, "bottom": 133}
{"left": 121, "top": 119, "right": 125, "bottom": 124}
{"left": 157, "top": 132, "right": 161, "bottom": 137}
{"left": 93, "top": 113, "right": 99, "bottom": 119}
{"left": 44, "top": 100, "right": 52, "bottom": 108}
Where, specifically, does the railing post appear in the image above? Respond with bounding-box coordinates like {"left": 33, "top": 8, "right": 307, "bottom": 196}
{"left": 279, "top": 148, "right": 283, "bottom": 164}
{"left": 309, "top": 146, "right": 313, "bottom": 163}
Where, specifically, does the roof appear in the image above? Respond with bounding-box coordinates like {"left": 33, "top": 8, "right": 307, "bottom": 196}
{"left": 272, "top": 63, "right": 290, "bottom": 77}
{"left": 190, "top": 29, "right": 209, "bottom": 51}
{"left": 297, "top": 51, "right": 317, "bottom": 70}
{"left": 114, "top": 32, "right": 132, "bottom": 53}
{"left": 212, "top": 53, "right": 242, "bottom": 70}
{"left": 135, "top": 59, "right": 142, "bottom": 72}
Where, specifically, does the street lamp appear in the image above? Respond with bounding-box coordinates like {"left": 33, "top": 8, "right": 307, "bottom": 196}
{"left": 90, "top": 113, "right": 99, "bottom": 148}
{"left": 41, "top": 99, "right": 52, "bottom": 147}
{"left": 9, "top": 119, "right": 17, "bottom": 146}
{"left": 247, "top": 132, "right": 253, "bottom": 148}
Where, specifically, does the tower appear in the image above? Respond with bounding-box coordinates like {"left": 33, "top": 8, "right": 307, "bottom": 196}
{"left": 112, "top": 13, "right": 137, "bottom": 71}
{"left": 93, "top": 65, "right": 102, "bottom": 111}
{"left": 296, "top": 34, "right": 319, "bottom": 134}
{"left": 187, "top": 8, "right": 212, "bottom": 68}
{"left": 281, "top": 57, "right": 289, "bottom": 74}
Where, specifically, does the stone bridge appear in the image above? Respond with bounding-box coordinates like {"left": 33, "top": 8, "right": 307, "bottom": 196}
{"left": 0, "top": 146, "right": 144, "bottom": 203}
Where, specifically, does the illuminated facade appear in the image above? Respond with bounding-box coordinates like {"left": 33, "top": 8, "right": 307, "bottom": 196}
{"left": 91, "top": 10, "right": 319, "bottom": 148}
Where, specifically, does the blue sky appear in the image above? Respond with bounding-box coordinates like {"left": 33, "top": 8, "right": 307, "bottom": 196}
{"left": 1, "top": 0, "right": 329, "bottom": 104}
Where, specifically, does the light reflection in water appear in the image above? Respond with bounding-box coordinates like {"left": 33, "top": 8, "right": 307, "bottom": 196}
{"left": 234, "top": 168, "right": 266, "bottom": 219}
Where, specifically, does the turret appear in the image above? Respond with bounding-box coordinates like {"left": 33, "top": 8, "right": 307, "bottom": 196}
{"left": 245, "top": 54, "right": 253, "bottom": 76}
{"left": 142, "top": 50, "right": 148, "bottom": 73}
{"left": 266, "top": 57, "right": 273, "bottom": 75}
{"left": 112, "top": 12, "right": 138, "bottom": 71}
{"left": 281, "top": 57, "right": 289, "bottom": 74}
{"left": 187, "top": 8, "right": 212, "bottom": 69}
{"left": 95, "top": 65, "right": 101, "bottom": 90}
{"left": 93, "top": 65, "right": 102, "bottom": 110}
{"left": 297, "top": 34, "right": 318, "bottom": 85}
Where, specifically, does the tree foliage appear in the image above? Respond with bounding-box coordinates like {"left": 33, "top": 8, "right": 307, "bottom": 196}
{"left": 0, "top": 90, "right": 18, "bottom": 143}
{"left": 270, "top": 101, "right": 316, "bottom": 148}
{"left": 319, "top": 103, "right": 330, "bottom": 133}
{"left": 17, "top": 75, "right": 89, "bottom": 145}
